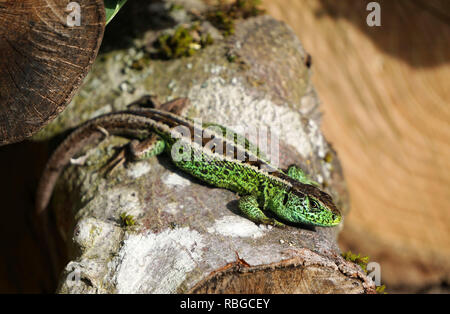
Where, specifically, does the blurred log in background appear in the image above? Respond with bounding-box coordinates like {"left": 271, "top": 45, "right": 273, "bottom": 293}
{"left": 262, "top": 0, "right": 450, "bottom": 292}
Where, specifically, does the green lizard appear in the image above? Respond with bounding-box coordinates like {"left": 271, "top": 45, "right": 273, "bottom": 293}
{"left": 36, "top": 97, "right": 341, "bottom": 227}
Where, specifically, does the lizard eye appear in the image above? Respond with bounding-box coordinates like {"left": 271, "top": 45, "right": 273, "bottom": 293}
{"left": 310, "top": 199, "right": 320, "bottom": 210}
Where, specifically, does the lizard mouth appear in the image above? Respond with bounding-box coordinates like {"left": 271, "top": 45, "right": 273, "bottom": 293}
{"left": 332, "top": 214, "right": 342, "bottom": 225}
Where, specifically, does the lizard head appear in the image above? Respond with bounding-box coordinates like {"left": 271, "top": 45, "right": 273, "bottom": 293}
{"left": 281, "top": 182, "right": 342, "bottom": 227}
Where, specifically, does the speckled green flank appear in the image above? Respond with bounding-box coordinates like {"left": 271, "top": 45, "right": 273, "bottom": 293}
{"left": 131, "top": 111, "right": 341, "bottom": 227}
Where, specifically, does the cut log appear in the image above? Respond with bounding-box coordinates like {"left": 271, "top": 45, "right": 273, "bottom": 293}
{"left": 0, "top": 0, "right": 105, "bottom": 145}
{"left": 37, "top": 2, "right": 373, "bottom": 293}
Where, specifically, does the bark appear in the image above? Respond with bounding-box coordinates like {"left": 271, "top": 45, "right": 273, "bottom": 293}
{"left": 39, "top": 0, "right": 374, "bottom": 294}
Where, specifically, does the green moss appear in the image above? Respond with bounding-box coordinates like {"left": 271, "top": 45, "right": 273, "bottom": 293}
{"left": 201, "top": 33, "right": 214, "bottom": 47}
{"left": 342, "top": 250, "right": 370, "bottom": 272}
{"left": 207, "top": 0, "right": 265, "bottom": 37}
{"left": 151, "top": 0, "right": 264, "bottom": 60}
{"left": 234, "top": 0, "right": 265, "bottom": 17}
{"left": 210, "top": 10, "right": 236, "bottom": 36}
{"left": 169, "top": 3, "right": 184, "bottom": 12}
{"left": 376, "top": 284, "right": 387, "bottom": 294}
{"left": 120, "top": 212, "right": 136, "bottom": 227}
{"left": 341, "top": 250, "right": 388, "bottom": 294}
{"left": 324, "top": 151, "right": 333, "bottom": 163}
{"left": 154, "top": 25, "right": 214, "bottom": 60}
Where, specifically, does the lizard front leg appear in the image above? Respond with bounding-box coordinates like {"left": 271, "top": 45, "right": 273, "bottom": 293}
{"left": 238, "top": 195, "right": 285, "bottom": 227}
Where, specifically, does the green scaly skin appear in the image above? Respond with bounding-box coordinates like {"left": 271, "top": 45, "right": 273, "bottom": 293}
{"left": 36, "top": 101, "right": 341, "bottom": 228}
{"left": 129, "top": 113, "right": 341, "bottom": 227}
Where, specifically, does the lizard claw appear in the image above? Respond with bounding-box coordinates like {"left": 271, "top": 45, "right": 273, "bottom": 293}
{"left": 96, "top": 126, "right": 109, "bottom": 138}
{"left": 268, "top": 219, "right": 286, "bottom": 228}
{"left": 100, "top": 147, "right": 127, "bottom": 176}
{"left": 261, "top": 218, "right": 286, "bottom": 228}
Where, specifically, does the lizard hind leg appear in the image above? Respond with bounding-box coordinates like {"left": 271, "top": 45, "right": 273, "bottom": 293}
{"left": 102, "top": 136, "right": 165, "bottom": 175}
{"left": 129, "top": 136, "right": 166, "bottom": 161}
{"left": 238, "top": 195, "right": 285, "bottom": 228}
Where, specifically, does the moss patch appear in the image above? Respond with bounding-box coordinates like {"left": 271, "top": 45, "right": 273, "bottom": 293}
{"left": 150, "top": 1, "right": 264, "bottom": 60}
{"left": 341, "top": 250, "right": 388, "bottom": 294}
{"left": 120, "top": 212, "right": 136, "bottom": 227}
{"left": 376, "top": 284, "right": 387, "bottom": 294}
{"left": 154, "top": 24, "right": 214, "bottom": 60}
{"left": 342, "top": 250, "right": 370, "bottom": 272}
{"left": 207, "top": 0, "right": 265, "bottom": 37}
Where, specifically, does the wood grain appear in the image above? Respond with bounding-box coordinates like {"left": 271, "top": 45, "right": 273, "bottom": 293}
{"left": 262, "top": 0, "right": 450, "bottom": 290}
{"left": 0, "top": 0, "right": 105, "bottom": 145}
